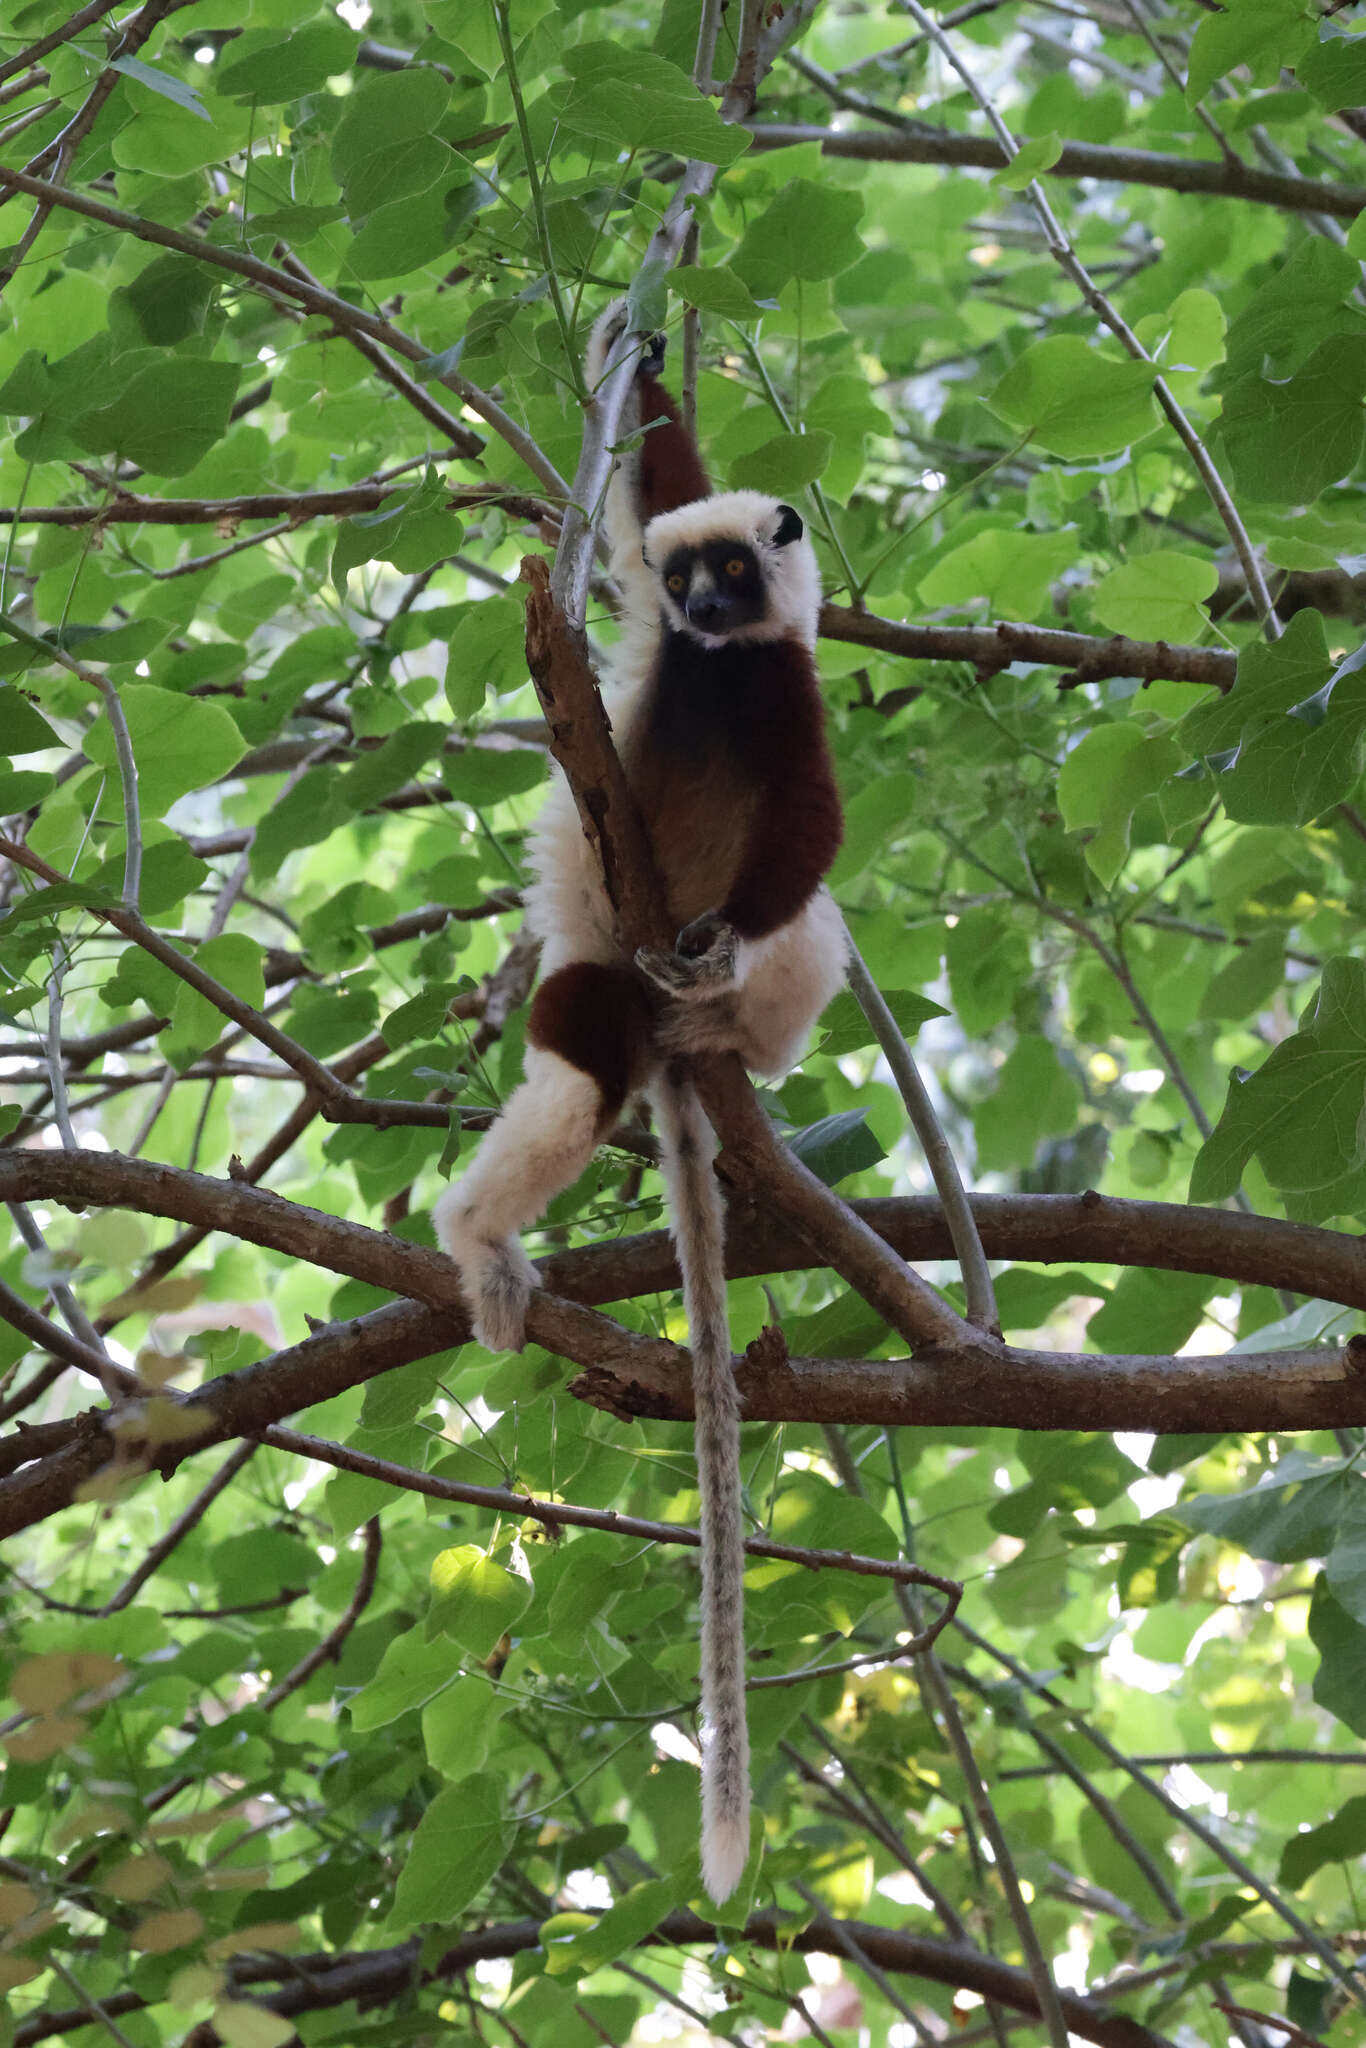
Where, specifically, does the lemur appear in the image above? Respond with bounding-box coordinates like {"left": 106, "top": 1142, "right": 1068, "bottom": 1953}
{"left": 435, "top": 304, "right": 847, "bottom": 1902}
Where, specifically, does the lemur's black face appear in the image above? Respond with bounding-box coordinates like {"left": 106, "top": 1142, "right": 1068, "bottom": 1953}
{"left": 660, "top": 539, "right": 769, "bottom": 637}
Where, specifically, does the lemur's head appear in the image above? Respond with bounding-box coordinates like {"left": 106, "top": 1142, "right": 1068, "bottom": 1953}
{"left": 641, "top": 490, "right": 821, "bottom": 651}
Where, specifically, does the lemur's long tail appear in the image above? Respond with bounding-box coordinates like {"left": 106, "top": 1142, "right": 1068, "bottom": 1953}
{"left": 652, "top": 1065, "right": 750, "bottom": 1904}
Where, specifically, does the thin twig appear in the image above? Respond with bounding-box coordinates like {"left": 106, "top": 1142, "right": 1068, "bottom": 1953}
{"left": 844, "top": 936, "right": 997, "bottom": 1333}
{"left": 261, "top": 1424, "right": 963, "bottom": 1623}
{"left": 259, "top": 1517, "right": 382, "bottom": 1709}
{"left": 0, "top": 0, "right": 123, "bottom": 85}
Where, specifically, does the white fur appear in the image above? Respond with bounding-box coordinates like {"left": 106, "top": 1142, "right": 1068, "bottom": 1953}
{"left": 433, "top": 1047, "right": 603, "bottom": 1350}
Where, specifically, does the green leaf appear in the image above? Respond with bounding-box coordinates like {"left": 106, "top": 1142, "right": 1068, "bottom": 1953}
{"left": 559, "top": 45, "right": 751, "bottom": 165}
{"left": 1192, "top": 957, "right": 1366, "bottom": 1199}
{"left": 1309, "top": 1582, "right": 1366, "bottom": 1736}
{"left": 1187, "top": 0, "right": 1315, "bottom": 101}
{"left": 989, "top": 1434, "right": 1141, "bottom": 1538}
{"left": 973, "top": 1035, "right": 1082, "bottom": 1173}
{"left": 382, "top": 985, "right": 470, "bottom": 1051}
{"left": 388, "top": 1779, "right": 510, "bottom": 1933}
{"left": 90, "top": 836, "right": 207, "bottom": 921}
{"left": 84, "top": 684, "right": 245, "bottom": 814}
{"left": 986, "top": 339, "right": 1160, "bottom": 458}
{"left": 672, "top": 269, "right": 763, "bottom": 321}
{"left": 1280, "top": 1792, "right": 1366, "bottom": 1889}
{"left": 444, "top": 596, "right": 528, "bottom": 714}
{"left": 1, "top": 686, "right": 59, "bottom": 755}
{"left": 917, "top": 525, "right": 1078, "bottom": 620}
{"left": 350, "top": 1627, "right": 458, "bottom": 1730}
{"left": 333, "top": 473, "right": 465, "bottom": 592}
{"left": 543, "top": 1878, "right": 678, "bottom": 1976}
{"left": 945, "top": 909, "right": 1032, "bottom": 1036}
{"left": 422, "top": 1674, "right": 502, "bottom": 1781}
{"left": 215, "top": 22, "right": 358, "bottom": 101}
{"left": 110, "top": 55, "right": 210, "bottom": 119}
{"left": 1090, "top": 552, "right": 1218, "bottom": 643}
{"left": 993, "top": 1267, "right": 1108, "bottom": 1332}
{"left": 1086, "top": 1268, "right": 1216, "bottom": 1354}
{"left": 787, "top": 1110, "right": 886, "bottom": 1185}
{"left": 1297, "top": 24, "right": 1366, "bottom": 107}
{"left": 0, "top": 879, "right": 120, "bottom": 935}
{"left": 1198, "top": 934, "right": 1286, "bottom": 1022}
{"left": 1057, "top": 722, "right": 1184, "bottom": 886}
{"left": 1182, "top": 609, "right": 1357, "bottom": 828}
{"left": 727, "top": 431, "right": 833, "bottom": 496}
{"left": 816, "top": 988, "right": 948, "bottom": 1057}
{"left": 331, "top": 67, "right": 453, "bottom": 219}
{"left": 731, "top": 180, "right": 866, "bottom": 298}
{"left": 163, "top": 933, "right": 266, "bottom": 1072}
{"left": 112, "top": 255, "right": 219, "bottom": 348}
{"left": 447, "top": 748, "right": 545, "bottom": 807}
{"left": 1219, "top": 336, "right": 1366, "bottom": 505}
{"left": 1180, "top": 1455, "right": 1352, "bottom": 1561}
{"left": 213, "top": 1526, "right": 321, "bottom": 1600}
{"left": 429, "top": 1545, "right": 532, "bottom": 1655}
{"left": 828, "top": 770, "right": 920, "bottom": 884}
{"left": 76, "top": 356, "right": 242, "bottom": 477}
{"left": 1223, "top": 238, "right": 1360, "bottom": 379}
{"left": 993, "top": 133, "right": 1063, "bottom": 188}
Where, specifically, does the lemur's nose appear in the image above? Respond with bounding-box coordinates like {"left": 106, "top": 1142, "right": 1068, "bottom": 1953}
{"left": 686, "top": 593, "right": 733, "bottom": 631}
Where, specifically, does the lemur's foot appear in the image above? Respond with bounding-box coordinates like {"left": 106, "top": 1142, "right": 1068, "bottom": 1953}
{"left": 636, "top": 915, "right": 738, "bottom": 999}
{"left": 471, "top": 1241, "right": 536, "bottom": 1353}
{"left": 592, "top": 299, "right": 666, "bottom": 381}
{"left": 434, "top": 1188, "right": 536, "bottom": 1352}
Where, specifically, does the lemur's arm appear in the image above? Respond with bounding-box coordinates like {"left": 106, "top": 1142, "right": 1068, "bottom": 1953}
{"left": 719, "top": 642, "right": 843, "bottom": 942}
{"left": 585, "top": 303, "right": 711, "bottom": 570}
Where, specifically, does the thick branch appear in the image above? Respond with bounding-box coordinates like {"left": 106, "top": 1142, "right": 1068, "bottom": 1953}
{"left": 819, "top": 605, "right": 1237, "bottom": 691}
{"left": 0, "top": 482, "right": 551, "bottom": 528}
{"left": 2, "top": 1150, "right": 1363, "bottom": 1316}
{"left": 744, "top": 120, "right": 1366, "bottom": 220}
{"left": 15, "top": 1910, "right": 1171, "bottom": 2048}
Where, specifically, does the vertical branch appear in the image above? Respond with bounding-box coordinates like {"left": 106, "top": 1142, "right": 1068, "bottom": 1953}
{"left": 844, "top": 936, "right": 998, "bottom": 1333}
{"left": 94, "top": 677, "right": 141, "bottom": 910}
{"left": 693, "top": 0, "right": 724, "bottom": 92}
{"left": 44, "top": 941, "right": 78, "bottom": 1152}
{"left": 4, "top": 1200, "right": 123, "bottom": 1399}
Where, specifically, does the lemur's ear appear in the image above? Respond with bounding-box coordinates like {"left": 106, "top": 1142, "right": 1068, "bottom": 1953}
{"left": 772, "top": 504, "right": 804, "bottom": 546}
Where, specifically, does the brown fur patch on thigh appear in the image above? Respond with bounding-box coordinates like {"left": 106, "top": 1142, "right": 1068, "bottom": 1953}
{"left": 528, "top": 964, "right": 660, "bottom": 1128}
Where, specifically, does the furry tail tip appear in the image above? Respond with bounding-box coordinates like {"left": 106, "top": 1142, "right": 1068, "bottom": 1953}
{"left": 701, "top": 1807, "right": 750, "bottom": 1906}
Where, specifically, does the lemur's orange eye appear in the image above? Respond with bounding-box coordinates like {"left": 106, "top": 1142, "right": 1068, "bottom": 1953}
{"left": 725, "top": 558, "right": 746, "bottom": 577}
{"left": 666, "top": 573, "right": 686, "bottom": 594}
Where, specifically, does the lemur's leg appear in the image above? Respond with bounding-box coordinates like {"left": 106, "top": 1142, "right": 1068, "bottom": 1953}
{"left": 434, "top": 963, "right": 657, "bottom": 1351}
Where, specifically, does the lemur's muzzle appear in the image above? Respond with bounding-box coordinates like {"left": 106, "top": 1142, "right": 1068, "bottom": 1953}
{"left": 685, "top": 592, "right": 738, "bottom": 632}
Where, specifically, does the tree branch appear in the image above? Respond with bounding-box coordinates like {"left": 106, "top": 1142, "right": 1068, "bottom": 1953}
{"left": 14, "top": 1909, "right": 1174, "bottom": 2048}
{"left": 743, "top": 120, "right": 1366, "bottom": 220}
{"left": 0, "top": 481, "right": 552, "bottom": 528}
